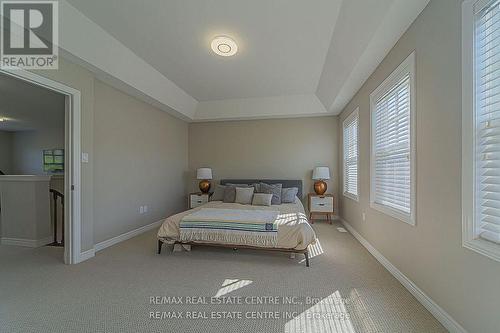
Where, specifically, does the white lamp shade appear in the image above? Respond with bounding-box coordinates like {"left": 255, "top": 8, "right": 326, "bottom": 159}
{"left": 196, "top": 168, "right": 212, "bottom": 180}
{"left": 312, "top": 167, "right": 330, "bottom": 180}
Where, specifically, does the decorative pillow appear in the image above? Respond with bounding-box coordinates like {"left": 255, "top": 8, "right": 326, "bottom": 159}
{"left": 252, "top": 183, "right": 261, "bottom": 193}
{"left": 235, "top": 187, "right": 255, "bottom": 205}
{"left": 252, "top": 193, "right": 273, "bottom": 206}
{"left": 281, "top": 187, "right": 299, "bottom": 203}
{"left": 223, "top": 183, "right": 249, "bottom": 203}
{"left": 259, "top": 183, "right": 282, "bottom": 205}
{"left": 210, "top": 184, "right": 225, "bottom": 201}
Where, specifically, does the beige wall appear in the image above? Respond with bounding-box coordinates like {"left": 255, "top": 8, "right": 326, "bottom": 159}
{"left": 33, "top": 57, "right": 190, "bottom": 251}
{"left": 337, "top": 0, "right": 500, "bottom": 332}
{"left": 0, "top": 78, "right": 66, "bottom": 175}
{"left": 189, "top": 117, "right": 338, "bottom": 209}
{"left": 0, "top": 131, "right": 12, "bottom": 174}
{"left": 11, "top": 128, "right": 65, "bottom": 175}
{"left": 93, "top": 80, "right": 188, "bottom": 243}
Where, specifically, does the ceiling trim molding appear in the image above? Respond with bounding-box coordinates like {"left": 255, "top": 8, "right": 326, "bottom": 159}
{"left": 330, "top": 0, "right": 431, "bottom": 114}
{"left": 316, "top": 0, "right": 430, "bottom": 114}
{"left": 194, "top": 94, "right": 331, "bottom": 122}
{"left": 0, "top": 0, "right": 431, "bottom": 122}
{"left": 57, "top": 0, "right": 198, "bottom": 120}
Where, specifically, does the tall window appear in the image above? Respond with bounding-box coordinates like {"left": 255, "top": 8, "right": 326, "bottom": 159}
{"left": 462, "top": 0, "right": 500, "bottom": 262}
{"left": 343, "top": 108, "right": 359, "bottom": 200}
{"left": 370, "top": 52, "right": 415, "bottom": 225}
{"left": 475, "top": 0, "right": 500, "bottom": 245}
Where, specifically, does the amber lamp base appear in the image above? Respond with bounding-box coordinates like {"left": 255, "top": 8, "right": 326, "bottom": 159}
{"left": 314, "top": 180, "right": 327, "bottom": 195}
{"left": 199, "top": 180, "right": 211, "bottom": 193}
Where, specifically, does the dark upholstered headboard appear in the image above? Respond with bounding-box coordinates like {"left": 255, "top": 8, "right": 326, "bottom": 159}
{"left": 220, "top": 179, "right": 303, "bottom": 199}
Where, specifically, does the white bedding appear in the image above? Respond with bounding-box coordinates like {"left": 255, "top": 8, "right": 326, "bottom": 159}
{"left": 157, "top": 197, "right": 316, "bottom": 250}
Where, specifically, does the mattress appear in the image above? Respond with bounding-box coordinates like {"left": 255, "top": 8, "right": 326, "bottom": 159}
{"left": 157, "top": 197, "right": 316, "bottom": 251}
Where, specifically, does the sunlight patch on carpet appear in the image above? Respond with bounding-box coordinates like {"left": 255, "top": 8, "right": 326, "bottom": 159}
{"left": 214, "top": 279, "right": 253, "bottom": 298}
{"left": 284, "top": 290, "right": 355, "bottom": 333}
{"left": 299, "top": 240, "right": 324, "bottom": 264}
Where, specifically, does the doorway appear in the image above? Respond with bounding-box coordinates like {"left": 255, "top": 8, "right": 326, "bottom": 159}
{"left": 0, "top": 68, "right": 81, "bottom": 264}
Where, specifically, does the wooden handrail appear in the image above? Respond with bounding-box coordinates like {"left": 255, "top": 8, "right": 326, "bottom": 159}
{"left": 50, "top": 189, "right": 63, "bottom": 199}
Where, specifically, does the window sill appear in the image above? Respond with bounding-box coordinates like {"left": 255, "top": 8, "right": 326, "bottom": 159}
{"left": 370, "top": 201, "right": 415, "bottom": 226}
{"left": 463, "top": 238, "right": 500, "bottom": 263}
{"left": 343, "top": 192, "right": 359, "bottom": 202}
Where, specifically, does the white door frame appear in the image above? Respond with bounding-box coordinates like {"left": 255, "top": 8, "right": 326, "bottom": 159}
{"left": 0, "top": 68, "right": 82, "bottom": 264}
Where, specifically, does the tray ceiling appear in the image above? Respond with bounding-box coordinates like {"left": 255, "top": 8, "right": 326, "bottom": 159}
{"left": 64, "top": 0, "right": 430, "bottom": 121}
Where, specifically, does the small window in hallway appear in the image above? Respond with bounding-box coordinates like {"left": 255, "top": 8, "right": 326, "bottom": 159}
{"left": 343, "top": 107, "right": 359, "bottom": 201}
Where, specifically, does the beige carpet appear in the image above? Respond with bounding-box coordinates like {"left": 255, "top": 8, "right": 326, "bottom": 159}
{"left": 0, "top": 221, "right": 446, "bottom": 333}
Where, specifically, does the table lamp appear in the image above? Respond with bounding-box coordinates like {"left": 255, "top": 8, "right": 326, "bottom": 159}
{"left": 312, "top": 166, "right": 330, "bottom": 195}
{"left": 197, "top": 168, "right": 212, "bottom": 193}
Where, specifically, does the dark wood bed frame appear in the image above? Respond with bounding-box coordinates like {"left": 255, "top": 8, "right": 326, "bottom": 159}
{"left": 157, "top": 240, "right": 310, "bottom": 267}
{"left": 156, "top": 179, "right": 311, "bottom": 267}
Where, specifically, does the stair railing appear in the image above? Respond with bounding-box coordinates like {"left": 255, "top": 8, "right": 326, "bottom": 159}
{"left": 49, "top": 189, "right": 64, "bottom": 247}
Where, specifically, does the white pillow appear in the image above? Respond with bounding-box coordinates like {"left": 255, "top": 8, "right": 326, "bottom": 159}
{"left": 252, "top": 193, "right": 273, "bottom": 206}
{"left": 235, "top": 187, "right": 254, "bottom": 205}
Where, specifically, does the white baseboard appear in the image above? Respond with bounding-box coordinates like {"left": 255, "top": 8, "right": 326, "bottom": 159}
{"left": 1, "top": 236, "right": 53, "bottom": 247}
{"left": 340, "top": 218, "right": 467, "bottom": 333}
{"left": 94, "top": 219, "right": 164, "bottom": 252}
{"left": 78, "top": 248, "right": 95, "bottom": 262}
{"left": 75, "top": 219, "right": 164, "bottom": 264}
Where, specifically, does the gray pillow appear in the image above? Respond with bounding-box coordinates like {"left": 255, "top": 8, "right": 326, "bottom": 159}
{"left": 259, "top": 182, "right": 282, "bottom": 205}
{"left": 281, "top": 187, "right": 298, "bottom": 203}
{"left": 251, "top": 183, "right": 261, "bottom": 193}
{"left": 235, "top": 187, "right": 254, "bottom": 205}
{"left": 252, "top": 193, "right": 273, "bottom": 206}
{"left": 223, "top": 183, "right": 249, "bottom": 203}
{"left": 210, "top": 184, "right": 225, "bottom": 201}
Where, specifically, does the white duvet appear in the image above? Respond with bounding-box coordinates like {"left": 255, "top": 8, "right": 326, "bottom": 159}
{"left": 157, "top": 198, "right": 316, "bottom": 250}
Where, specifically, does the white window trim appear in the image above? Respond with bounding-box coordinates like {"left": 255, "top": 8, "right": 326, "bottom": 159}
{"left": 462, "top": 0, "right": 500, "bottom": 262}
{"left": 369, "top": 51, "right": 416, "bottom": 226}
{"left": 343, "top": 107, "right": 359, "bottom": 202}
{"left": 344, "top": 191, "right": 359, "bottom": 202}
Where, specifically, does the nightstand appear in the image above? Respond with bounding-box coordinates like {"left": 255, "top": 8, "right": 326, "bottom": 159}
{"left": 308, "top": 193, "right": 334, "bottom": 224}
{"left": 189, "top": 192, "right": 210, "bottom": 209}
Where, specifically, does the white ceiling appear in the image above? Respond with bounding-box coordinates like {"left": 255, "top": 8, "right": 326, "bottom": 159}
{"left": 0, "top": 74, "right": 65, "bottom": 132}
{"left": 62, "top": 0, "right": 430, "bottom": 121}
{"left": 65, "top": 0, "right": 340, "bottom": 101}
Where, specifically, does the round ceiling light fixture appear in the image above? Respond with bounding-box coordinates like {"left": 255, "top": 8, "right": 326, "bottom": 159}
{"left": 211, "top": 36, "right": 238, "bottom": 57}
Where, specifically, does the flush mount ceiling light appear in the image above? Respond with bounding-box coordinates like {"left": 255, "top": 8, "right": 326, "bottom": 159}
{"left": 211, "top": 36, "right": 238, "bottom": 57}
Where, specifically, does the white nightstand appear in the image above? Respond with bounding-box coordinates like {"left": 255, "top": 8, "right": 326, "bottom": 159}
{"left": 308, "top": 193, "right": 334, "bottom": 224}
{"left": 189, "top": 192, "right": 210, "bottom": 209}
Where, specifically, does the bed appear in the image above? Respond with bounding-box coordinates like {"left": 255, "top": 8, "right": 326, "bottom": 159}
{"left": 157, "top": 179, "right": 317, "bottom": 266}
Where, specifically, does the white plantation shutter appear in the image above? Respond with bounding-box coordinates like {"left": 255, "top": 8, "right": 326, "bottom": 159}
{"left": 475, "top": 0, "right": 500, "bottom": 244}
{"left": 343, "top": 109, "right": 359, "bottom": 199}
{"left": 370, "top": 52, "right": 415, "bottom": 224}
